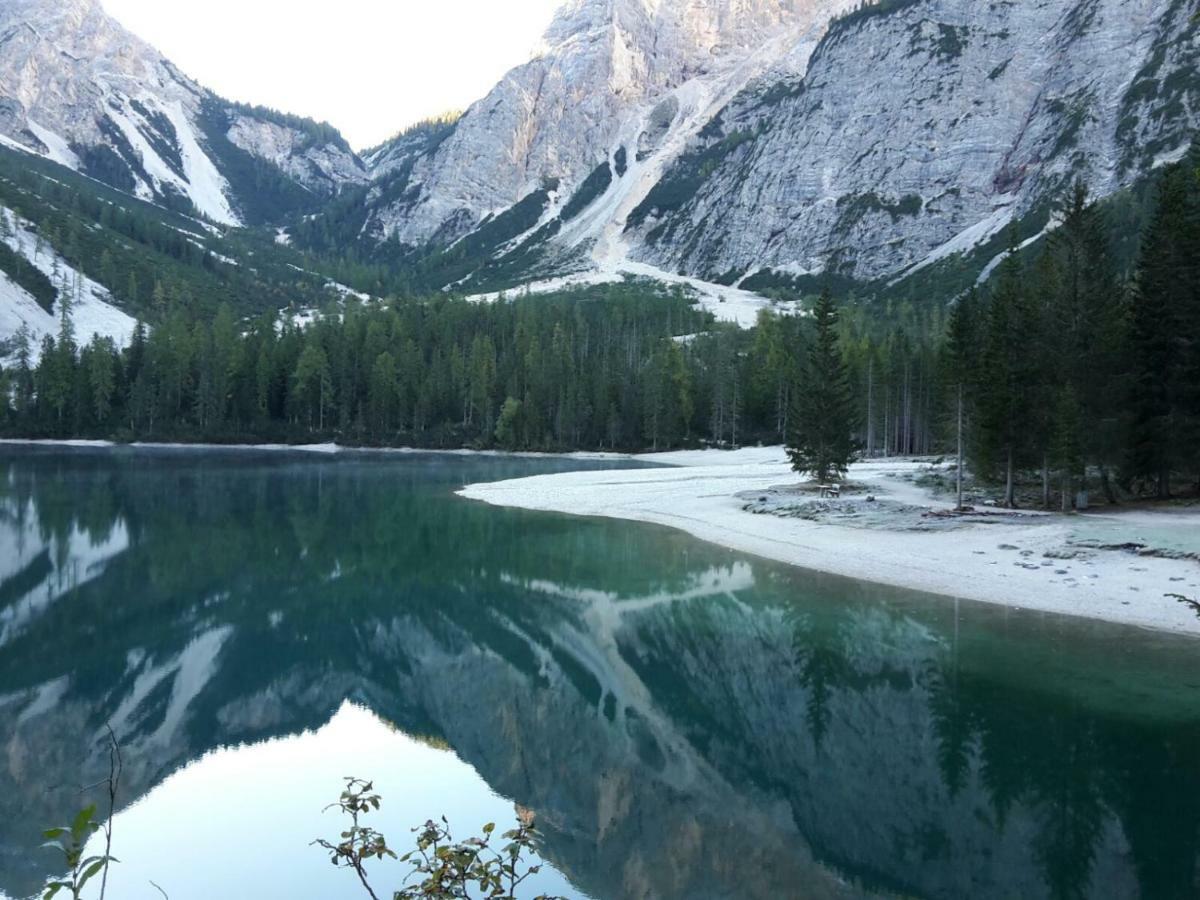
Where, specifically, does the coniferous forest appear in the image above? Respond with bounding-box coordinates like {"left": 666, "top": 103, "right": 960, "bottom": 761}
{"left": 1, "top": 144, "right": 1197, "bottom": 505}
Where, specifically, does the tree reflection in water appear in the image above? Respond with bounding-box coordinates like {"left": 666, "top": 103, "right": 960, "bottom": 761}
{"left": 0, "top": 446, "right": 1197, "bottom": 900}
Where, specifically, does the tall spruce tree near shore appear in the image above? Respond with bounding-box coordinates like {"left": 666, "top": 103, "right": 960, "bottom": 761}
{"left": 1046, "top": 181, "right": 1126, "bottom": 505}
{"left": 1127, "top": 146, "right": 1200, "bottom": 496}
{"left": 788, "top": 290, "right": 857, "bottom": 483}
{"left": 977, "top": 228, "right": 1036, "bottom": 508}
{"left": 944, "top": 289, "right": 980, "bottom": 510}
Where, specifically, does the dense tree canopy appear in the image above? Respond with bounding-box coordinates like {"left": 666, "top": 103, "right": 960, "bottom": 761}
{"left": 1, "top": 142, "right": 1197, "bottom": 507}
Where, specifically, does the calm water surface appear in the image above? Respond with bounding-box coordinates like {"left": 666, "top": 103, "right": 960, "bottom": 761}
{"left": 0, "top": 447, "right": 1198, "bottom": 900}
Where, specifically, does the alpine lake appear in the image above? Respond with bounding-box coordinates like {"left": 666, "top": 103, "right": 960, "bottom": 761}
{"left": 0, "top": 446, "right": 1197, "bottom": 900}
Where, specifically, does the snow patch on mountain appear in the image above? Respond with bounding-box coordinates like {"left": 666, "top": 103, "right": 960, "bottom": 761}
{"left": 975, "top": 219, "right": 1064, "bottom": 286}
{"left": 0, "top": 206, "right": 138, "bottom": 358}
{"left": 25, "top": 120, "right": 79, "bottom": 169}
{"left": 891, "top": 203, "right": 1016, "bottom": 286}
{"left": 101, "top": 96, "right": 241, "bottom": 225}
{"left": 467, "top": 259, "right": 797, "bottom": 328}
{"left": 0, "top": 0, "right": 361, "bottom": 225}
{"left": 160, "top": 100, "right": 242, "bottom": 226}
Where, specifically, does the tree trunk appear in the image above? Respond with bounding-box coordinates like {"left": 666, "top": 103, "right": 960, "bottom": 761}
{"left": 1099, "top": 466, "right": 1118, "bottom": 505}
{"left": 1061, "top": 472, "right": 1072, "bottom": 513}
{"left": 866, "top": 362, "right": 875, "bottom": 457}
{"left": 956, "top": 383, "right": 964, "bottom": 510}
{"left": 883, "top": 398, "right": 890, "bottom": 458}
{"left": 1005, "top": 447, "right": 1016, "bottom": 509}
{"left": 1042, "top": 454, "right": 1051, "bottom": 510}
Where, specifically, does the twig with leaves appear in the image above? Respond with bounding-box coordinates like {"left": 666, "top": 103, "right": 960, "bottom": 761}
{"left": 398, "top": 817, "right": 553, "bottom": 899}
{"left": 316, "top": 777, "right": 565, "bottom": 900}
{"left": 313, "top": 779, "right": 395, "bottom": 900}
{"left": 99, "top": 725, "right": 121, "bottom": 900}
{"left": 41, "top": 727, "right": 122, "bottom": 900}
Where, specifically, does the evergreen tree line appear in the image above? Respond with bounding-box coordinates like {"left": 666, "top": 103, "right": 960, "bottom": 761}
{"left": 0, "top": 279, "right": 824, "bottom": 452}
{"left": 790, "top": 150, "right": 1199, "bottom": 504}
{"left": 0, "top": 146, "right": 389, "bottom": 323}
{"left": 0, "top": 149, "right": 1195, "bottom": 503}
{"left": 929, "top": 150, "right": 1199, "bottom": 507}
{"left": 0, "top": 287, "right": 724, "bottom": 450}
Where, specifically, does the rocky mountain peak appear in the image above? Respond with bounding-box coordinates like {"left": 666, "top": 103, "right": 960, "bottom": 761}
{"left": 2, "top": 0, "right": 1196, "bottom": 311}
{"left": 363, "top": 0, "right": 855, "bottom": 254}
{"left": 353, "top": 0, "right": 1197, "bottom": 309}
{"left": 0, "top": 0, "right": 367, "bottom": 226}
{"left": 3, "top": 0, "right": 138, "bottom": 54}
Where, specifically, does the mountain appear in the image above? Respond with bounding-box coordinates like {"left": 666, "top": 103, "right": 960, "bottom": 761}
{"left": 630, "top": 0, "right": 1200, "bottom": 286}
{"left": 340, "top": 0, "right": 1198, "bottom": 301}
{"left": 0, "top": 0, "right": 367, "bottom": 226}
{"left": 0, "top": 142, "right": 381, "bottom": 361}
{"left": 361, "top": 0, "right": 849, "bottom": 248}
{"left": 1, "top": 0, "right": 1196, "bottom": 320}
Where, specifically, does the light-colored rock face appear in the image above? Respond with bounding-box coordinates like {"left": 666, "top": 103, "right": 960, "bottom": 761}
{"left": 4, "top": 0, "right": 1194, "bottom": 286}
{"left": 0, "top": 0, "right": 238, "bottom": 221}
{"left": 367, "top": 0, "right": 854, "bottom": 247}
{"left": 0, "top": 0, "right": 182, "bottom": 149}
{"left": 225, "top": 115, "right": 367, "bottom": 193}
{"left": 626, "top": 0, "right": 1200, "bottom": 282}
{"left": 0, "top": 0, "right": 364, "bottom": 224}
{"left": 365, "top": 0, "right": 1197, "bottom": 292}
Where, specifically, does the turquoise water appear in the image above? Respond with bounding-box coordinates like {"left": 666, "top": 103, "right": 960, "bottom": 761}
{"left": 0, "top": 447, "right": 1197, "bottom": 899}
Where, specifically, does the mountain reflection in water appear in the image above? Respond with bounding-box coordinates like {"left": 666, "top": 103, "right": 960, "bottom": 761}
{"left": 0, "top": 447, "right": 1197, "bottom": 900}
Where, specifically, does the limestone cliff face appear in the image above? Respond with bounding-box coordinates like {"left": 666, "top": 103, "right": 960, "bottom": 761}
{"left": 363, "top": 0, "right": 1197, "bottom": 291}
{"left": 0, "top": 0, "right": 365, "bottom": 225}
{"left": 224, "top": 114, "right": 367, "bottom": 193}
{"left": 363, "top": 0, "right": 856, "bottom": 248}
{"left": 8, "top": 0, "right": 1190, "bottom": 291}
{"left": 626, "top": 0, "right": 1200, "bottom": 282}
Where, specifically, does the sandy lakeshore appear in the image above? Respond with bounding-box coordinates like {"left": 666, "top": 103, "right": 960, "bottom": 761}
{"left": 460, "top": 447, "right": 1200, "bottom": 637}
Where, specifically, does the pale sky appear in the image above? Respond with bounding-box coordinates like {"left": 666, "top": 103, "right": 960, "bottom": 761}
{"left": 102, "top": 0, "right": 565, "bottom": 151}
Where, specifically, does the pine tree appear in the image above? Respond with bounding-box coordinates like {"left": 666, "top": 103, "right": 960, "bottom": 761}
{"left": 152, "top": 280, "right": 169, "bottom": 316}
{"left": 1051, "top": 385, "right": 1084, "bottom": 512}
{"left": 40, "top": 291, "right": 78, "bottom": 428}
{"left": 495, "top": 396, "right": 522, "bottom": 450}
{"left": 210, "top": 305, "right": 239, "bottom": 428}
{"left": 293, "top": 342, "right": 333, "bottom": 431}
{"left": 1178, "top": 140, "right": 1200, "bottom": 490}
{"left": 12, "top": 324, "right": 34, "bottom": 416}
{"left": 945, "top": 289, "right": 980, "bottom": 509}
{"left": 88, "top": 336, "right": 117, "bottom": 426}
{"left": 368, "top": 351, "right": 400, "bottom": 436}
{"left": 1126, "top": 161, "right": 1196, "bottom": 497}
{"left": 977, "top": 230, "right": 1036, "bottom": 507}
{"left": 788, "top": 290, "right": 857, "bottom": 483}
{"left": 1047, "top": 180, "right": 1125, "bottom": 504}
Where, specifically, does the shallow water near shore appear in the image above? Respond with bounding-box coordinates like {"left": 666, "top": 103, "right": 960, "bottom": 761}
{"left": 0, "top": 446, "right": 1197, "bottom": 899}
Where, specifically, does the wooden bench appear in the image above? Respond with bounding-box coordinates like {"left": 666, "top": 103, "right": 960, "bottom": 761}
{"left": 819, "top": 484, "right": 842, "bottom": 499}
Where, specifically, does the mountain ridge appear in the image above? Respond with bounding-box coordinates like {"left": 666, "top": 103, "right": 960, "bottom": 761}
{"left": 0, "top": 0, "right": 1196, "bottom": 320}
{"left": 0, "top": 0, "right": 367, "bottom": 226}
{"left": 307, "top": 0, "right": 1196, "bottom": 310}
